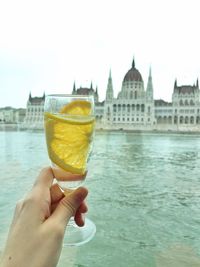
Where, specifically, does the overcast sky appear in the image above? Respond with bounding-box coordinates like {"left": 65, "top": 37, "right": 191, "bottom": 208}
{"left": 0, "top": 0, "right": 200, "bottom": 108}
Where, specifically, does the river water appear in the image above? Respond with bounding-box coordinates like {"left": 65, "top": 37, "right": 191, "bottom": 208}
{"left": 1, "top": 131, "right": 200, "bottom": 267}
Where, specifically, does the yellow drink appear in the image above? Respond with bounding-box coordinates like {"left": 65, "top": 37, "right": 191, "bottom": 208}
{"left": 44, "top": 112, "right": 95, "bottom": 187}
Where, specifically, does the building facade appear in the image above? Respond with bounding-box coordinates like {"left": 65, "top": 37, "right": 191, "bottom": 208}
{"left": 0, "top": 107, "right": 26, "bottom": 124}
{"left": 22, "top": 57, "right": 200, "bottom": 132}
{"left": 22, "top": 93, "right": 45, "bottom": 130}
{"left": 101, "top": 60, "right": 155, "bottom": 130}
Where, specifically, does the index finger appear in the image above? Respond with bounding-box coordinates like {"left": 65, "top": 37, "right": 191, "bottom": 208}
{"left": 33, "top": 167, "right": 54, "bottom": 189}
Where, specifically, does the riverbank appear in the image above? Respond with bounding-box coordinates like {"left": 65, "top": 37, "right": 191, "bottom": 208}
{"left": 1, "top": 123, "right": 200, "bottom": 135}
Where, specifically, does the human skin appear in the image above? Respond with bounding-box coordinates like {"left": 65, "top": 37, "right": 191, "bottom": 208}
{"left": 0, "top": 167, "right": 88, "bottom": 267}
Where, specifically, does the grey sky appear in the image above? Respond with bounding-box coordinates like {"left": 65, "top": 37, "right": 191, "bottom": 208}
{"left": 0, "top": 0, "right": 200, "bottom": 108}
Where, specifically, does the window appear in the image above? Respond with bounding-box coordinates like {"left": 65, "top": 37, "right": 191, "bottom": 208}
{"left": 141, "top": 104, "right": 145, "bottom": 112}
{"left": 190, "top": 99, "right": 194, "bottom": 105}
{"left": 135, "top": 91, "right": 137, "bottom": 99}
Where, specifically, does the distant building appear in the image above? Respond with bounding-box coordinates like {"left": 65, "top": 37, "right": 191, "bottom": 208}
{"left": 21, "top": 57, "right": 200, "bottom": 132}
{"left": 0, "top": 107, "right": 26, "bottom": 124}
{"left": 72, "top": 81, "right": 99, "bottom": 103}
{"left": 0, "top": 107, "right": 15, "bottom": 123}
{"left": 101, "top": 61, "right": 155, "bottom": 129}
{"left": 22, "top": 92, "right": 45, "bottom": 130}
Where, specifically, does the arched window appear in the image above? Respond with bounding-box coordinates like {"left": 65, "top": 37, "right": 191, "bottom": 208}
{"left": 135, "top": 91, "right": 137, "bottom": 99}
{"left": 158, "top": 116, "right": 162, "bottom": 123}
{"left": 190, "top": 116, "right": 194, "bottom": 124}
{"left": 185, "top": 100, "right": 188, "bottom": 105}
{"left": 132, "top": 104, "right": 135, "bottom": 111}
{"left": 113, "top": 104, "right": 116, "bottom": 112}
{"left": 127, "top": 104, "right": 130, "bottom": 113}
{"left": 118, "top": 104, "right": 121, "bottom": 112}
{"left": 185, "top": 116, "right": 188, "bottom": 124}
{"left": 141, "top": 104, "right": 145, "bottom": 112}
{"left": 180, "top": 99, "right": 183, "bottom": 106}
{"left": 180, "top": 116, "right": 184, "bottom": 124}
{"left": 123, "top": 104, "right": 126, "bottom": 112}
{"left": 136, "top": 104, "right": 140, "bottom": 111}
{"left": 190, "top": 99, "right": 194, "bottom": 106}
{"left": 148, "top": 106, "right": 151, "bottom": 113}
{"left": 130, "top": 91, "right": 133, "bottom": 99}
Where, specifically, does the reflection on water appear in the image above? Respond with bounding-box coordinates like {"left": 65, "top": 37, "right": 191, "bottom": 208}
{"left": 1, "top": 131, "right": 200, "bottom": 266}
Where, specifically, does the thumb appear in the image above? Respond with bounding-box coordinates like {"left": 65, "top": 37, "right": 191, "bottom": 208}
{"left": 51, "top": 187, "right": 88, "bottom": 225}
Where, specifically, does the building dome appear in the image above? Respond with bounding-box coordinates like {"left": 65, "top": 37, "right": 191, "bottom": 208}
{"left": 123, "top": 59, "right": 143, "bottom": 82}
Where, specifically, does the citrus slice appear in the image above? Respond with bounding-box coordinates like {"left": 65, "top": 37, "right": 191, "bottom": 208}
{"left": 45, "top": 100, "right": 95, "bottom": 175}
{"left": 60, "top": 100, "right": 92, "bottom": 116}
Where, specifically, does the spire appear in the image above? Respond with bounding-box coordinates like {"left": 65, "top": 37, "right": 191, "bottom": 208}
{"left": 196, "top": 78, "right": 199, "bottom": 88}
{"left": 90, "top": 81, "right": 93, "bottom": 90}
{"left": 95, "top": 86, "right": 99, "bottom": 103}
{"left": 108, "top": 69, "right": 112, "bottom": 82}
{"left": 72, "top": 81, "right": 76, "bottom": 94}
{"left": 132, "top": 57, "right": 135, "bottom": 68}
{"left": 149, "top": 66, "right": 152, "bottom": 77}
{"left": 106, "top": 69, "right": 114, "bottom": 102}
{"left": 29, "top": 92, "right": 32, "bottom": 101}
{"left": 42, "top": 91, "right": 45, "bottom": 99}
{"left": 174, "top": 78, "right": 177, "bottom": 89}
{"left": 146, "top": 66, "right": 153, "bottom": 100}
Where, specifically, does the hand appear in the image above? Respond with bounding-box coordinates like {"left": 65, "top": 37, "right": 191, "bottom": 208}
{"left": 0, "top": 167, "right": 88, "bottom": 267}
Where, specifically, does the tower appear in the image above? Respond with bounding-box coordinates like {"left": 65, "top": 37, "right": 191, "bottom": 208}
{"left": 72, "top": 81, "right": 76, "bottom": 94}
{"left": 105, "top": 69, "right": 114, "bottom": 102}
{"left": 146, "top": 66, "right": 154, "bottom": 101}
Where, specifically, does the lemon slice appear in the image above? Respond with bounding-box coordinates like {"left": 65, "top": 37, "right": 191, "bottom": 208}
{"left": 45, "top": 100, "right": 95, "bottom": 174}
{"left": 60, "top": 100, "right": 92, "bottom": 116}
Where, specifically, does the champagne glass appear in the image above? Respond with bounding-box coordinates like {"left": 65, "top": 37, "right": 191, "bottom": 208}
{"left": 44, "top": 94, "right": 96, "bottom": 246}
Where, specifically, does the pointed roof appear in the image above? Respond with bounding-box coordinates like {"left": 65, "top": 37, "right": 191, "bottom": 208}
{"left": 146, "top": 66, "right": 153, "bottom": 92}
{"left": 72, "top": 81, "right": 76, "bottom": 92}
{"left": 196, "top": 78, "right": 199, "bottom": 88}
{"left": 174, "top": 78, "right": 177, "bottom": 89}
{"left": 149, "top": 66, "right": 152, "bottom": 77}
{"left": 29, "top": 92, "right": 32, "bottom": 101}
{"left": 132, "top": 57, "right": 135, "bottom": 68}
{"left": 123, "top": 58, "right": 143, "bottom": 82}
{"left": 109, "top": 69, "right": 112, "bottom": 79}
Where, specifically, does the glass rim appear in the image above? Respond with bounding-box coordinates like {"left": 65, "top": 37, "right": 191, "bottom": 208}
{"left": 46, "top": 94, "right": 94, "bottom": 98}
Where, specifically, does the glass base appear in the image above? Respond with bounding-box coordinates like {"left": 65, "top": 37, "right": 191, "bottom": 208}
{"left": 63, "top": 218, "right": 96, "bottom": 246}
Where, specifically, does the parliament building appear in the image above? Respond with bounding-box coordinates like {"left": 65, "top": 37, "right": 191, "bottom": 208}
{"left": 22, "top": 58, "right": 200, "bottom": 132}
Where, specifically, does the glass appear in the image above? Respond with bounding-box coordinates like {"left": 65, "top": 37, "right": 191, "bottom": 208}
{"left": 44, "top": 94, "right": 96, "bottom": 246}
